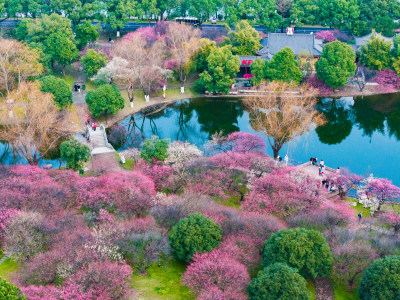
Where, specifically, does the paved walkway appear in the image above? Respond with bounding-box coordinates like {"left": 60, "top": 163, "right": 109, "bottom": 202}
{"left": 298, "top": 161, "right": 336, "bottom": 180}
{"left": 85, "top": 126, "right": 123, "bottom": 173}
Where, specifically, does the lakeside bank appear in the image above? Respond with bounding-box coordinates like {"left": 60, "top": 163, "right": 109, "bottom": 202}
{"left": 87, "top": 85, "right": 399, "bottom": 130}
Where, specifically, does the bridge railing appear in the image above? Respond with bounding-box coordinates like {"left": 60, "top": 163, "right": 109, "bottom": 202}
{"left": 99, "top": 124, "right": 114, "bottom": 150}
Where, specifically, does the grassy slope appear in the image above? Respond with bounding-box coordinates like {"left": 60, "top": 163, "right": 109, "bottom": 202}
{"left": 333, "top": 281, "right": 360, "bottom": 300}
{"left": 307, "top": 279, "right": 316, "bottom": 300}
{"left": 0, "top": 258, "right": 19, "bottom": 281}
{"left": 132, "top": 259, "right": 194, "bottom": 300}
{"left": 346, "top": 197, "right": 371, "bottom": 217}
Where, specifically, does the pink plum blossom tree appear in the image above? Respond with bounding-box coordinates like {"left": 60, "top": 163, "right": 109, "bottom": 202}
{"left": 183, "top": 251, "right": 250, "bottom": 296}
{"left": 315, "top": 31, "right": 336, "bottom": 42}
{"left": 366, "top": 178, "right": 400, "bottom": 211}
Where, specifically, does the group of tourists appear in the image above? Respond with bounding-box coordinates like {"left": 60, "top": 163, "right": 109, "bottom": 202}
{"left": 310, "top": 157, "right": 326, "bottom": 176}
{"left": 86, "top": 114, "right": 97, "bottom": 131}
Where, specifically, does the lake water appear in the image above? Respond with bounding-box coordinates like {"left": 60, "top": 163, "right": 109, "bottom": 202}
{"left": 119, "top": 95, "right": 400, "bottom": 186}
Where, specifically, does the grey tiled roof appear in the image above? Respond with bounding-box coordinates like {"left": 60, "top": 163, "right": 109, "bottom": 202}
{"left": 257, "top": 33, "right": 324, "bottom": 58}
{"left": 355, "top": 33, "right": 394, "bottom": 50}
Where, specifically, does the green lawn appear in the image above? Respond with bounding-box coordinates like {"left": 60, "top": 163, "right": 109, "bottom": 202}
{"left": 132, "top": 259, "right": 194, "bottom": 300}
{"left": 346, "top": 198, "right": 371, "bottom": 218}
{"left": 332, "top": 281, "right": 360, "bottom": 300}
{"left": 0, "top": 258, "right": 19, "bottom": 281}
{"left": 307, "top": 279, "right": 316, "bottom": 300}
{"left": 115, "top": 152, "right": 135, "bottom": 170}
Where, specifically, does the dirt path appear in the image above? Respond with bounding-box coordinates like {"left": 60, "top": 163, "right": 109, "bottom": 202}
{"left": 88, "top": 152, "right": 123, "bottom": 174}
{"left": 314, "top": 277, "right": 335, "bottom": 300}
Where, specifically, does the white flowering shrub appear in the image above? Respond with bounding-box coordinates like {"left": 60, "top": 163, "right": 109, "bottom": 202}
{"left": 165, "top": 141, "right": 202, "bottom": 170}
{"left": 119, "top": 148, "right": 141, "bottom": 161}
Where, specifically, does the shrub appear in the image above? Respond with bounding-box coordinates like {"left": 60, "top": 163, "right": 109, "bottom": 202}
{"left": 289, "top": 201, "right": 355, "bottom": 233}
{"left": 331, "top": 241, "right": 377, "bottom": 289}
{"left": 165, "top": 141, "right": 202, "bottom": 170}
{"left": 306, "top": 73, "right": 334, "bottom": 95}
{"left": 140, "top": 136, "right": 169, "bottom": 163}
{"left": 193, "top": 78, "right": 206, "bottom": 93}
{"left": 117, "top": 231, "right": 170, "bottom": 273}
{"left": 248, "top": 263, "right": 310, "bottom": 300}
{"left": 217, "top": 234, "right": 262, "bottom": 271}
{"left": 0, "top": 207, "right": 19, "bottom": 245}
{"left": 208, "top": 131, "right": 266, "bottom": 154}
{"left": 262, "top": 228, "right": 333, "bottom": 279}
{"left": 75, "top": 21, "right": 99, "bottom": 49}
{"left": 81, "top": 49, "right": 108, "bottom": 78}
{"left": 40, "top": 75, "right": 72, "bottom": 109}
{"left": 183, "top": 251, "right": 250, "bottom": 296}
{"left": 77, "top": 172, "right": 155, "bottom": 217}
{"left": 63, "top": 261, "right": 132, "bottom": 299}
{"left": 20, "top": 285, "right": 60, "bottom": 300}
{"left": 358, "top": 256, "right": 400, "bottom": 300}
{"left": 315, "top": 31, "right": 336, "bottom": 42}
{"left": 151, "top": 193, "right": 213, "bottom": 229}
{"left": 372, "top": 69, "right": 400, "bottom": 92}
{"left": 85, "top": 84, "right": 124, "bottom": 117}
{"left": 5, "top": 211, "right": 47, "bottom": 262}
{"left": 94, "top": 68, "right": 113, "bottom": 85}
{"left": 168, "top": 214, "right": 222, "bottom": 261}
{"left": 0, "top": 166, "right": 78, "bottom": 214}
{"left": 0, "top": 278, "right": 26, "bottom": 299}
{"left": 107, "top": 125, "right": 127, "bottom": 149}
{"left": 242, "top": 168, "right": 324, "bottom": 219}
{"left": 60, "top": 137, "right": 91, "bottom": 171}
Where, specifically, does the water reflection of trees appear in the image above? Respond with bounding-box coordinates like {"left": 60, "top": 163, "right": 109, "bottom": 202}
{"left": 191, "top": 98, "right": 243, "bottom": 136}
{"left": 317, "top": 95, "right": 400, "bottom": 144}
{"left": 316, "top": 99, "right": 353, "bottom": 144}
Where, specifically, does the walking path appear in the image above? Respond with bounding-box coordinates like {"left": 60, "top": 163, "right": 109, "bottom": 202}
{"left": 314, "top": 278, "right": 334, "bottom": 300}
{"left": 85, "top": 125, "right": 123, "bottom": 173}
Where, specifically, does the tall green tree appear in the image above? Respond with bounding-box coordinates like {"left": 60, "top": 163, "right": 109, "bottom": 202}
{"left": 266, "top": 47, "right": 303, "bottom": 84}
{"left": 137, "top": 0, "right": 159, "bottom": 19}
{"left": 51, "top": 35, "right": 79, "bottom": 75}
{"left": 224, "top": 0, "right": 281, "bottom": 30}
{"left": 40, "top": 75, "right": 72, "bottom": 109}
{"left": 359, "top": 34, "right": 392, "bottom": 71}
{"left": 192, "top": 38, "right": 217, "bottom": 73}
{"left": 315, "top": 40, "right": 356, "bottom": 88}
{"left": 199, "top": 45, "right": 240, "bottom": 94}
{"left": 358, "top": 0, "right": 400, "bottom": 37}
{"left": 317, "top": 0, "right": 360, "bottom": 31}
{"left": 250, "top": 59, "right": 268, "bottom": 86}
{"left": 184, "top": 0, "right": 217, "bottom": 24}
{"left": 60, "top": 137, "right": 91, "bottom": 171}
{"left": 289, "top": 0, "right": 319, "bottom": 26}
{"left": 85, "top": 84, "right": 125, "bottom": 117}
{"left": 75, "top": 21, "right": 99, "bottom": 49}
{"left": 101, "top": 0, "right": 136, "bottom": 29}
{"left": 227, "top": 20, "right": 262, "bottom": 55}
{"left": 15, "top": 14, "right": 78, "bottom": 70}
{"left": 81, "top": 49, "right": 108, "bottom": 78}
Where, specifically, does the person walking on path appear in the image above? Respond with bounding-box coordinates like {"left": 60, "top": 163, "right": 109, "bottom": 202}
{"left": 92, "top": 122, "right": 97, "bottom": 131}
{"left": 358, "top": 212, "right": 362, "bottom": 222}
{"left": 320, "top": 159, "right": 325, "bottom": 167}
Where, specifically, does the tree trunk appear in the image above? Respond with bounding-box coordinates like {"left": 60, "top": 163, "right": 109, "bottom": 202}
{"left": 273, "top": 148, "right": 279, "bottom": 159}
